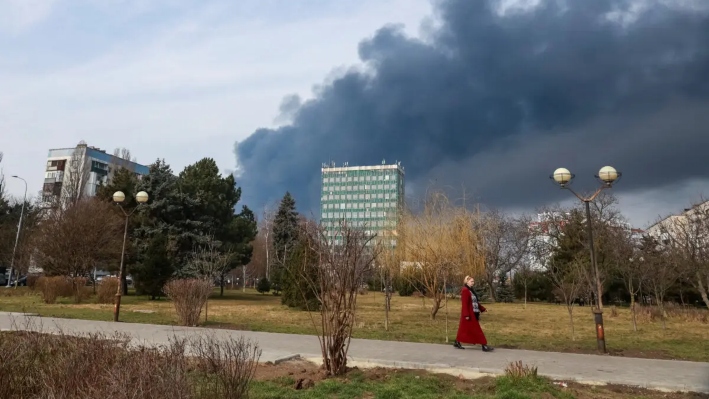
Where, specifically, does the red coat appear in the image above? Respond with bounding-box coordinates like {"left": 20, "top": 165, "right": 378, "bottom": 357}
{"left": 455, "top": 287, "right": 488, "bottom": 345}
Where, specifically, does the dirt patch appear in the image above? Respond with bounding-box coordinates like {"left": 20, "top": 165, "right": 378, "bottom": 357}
{"left": 253, "top": 360, "right": 707, "bottom": 398}
{"left": 254, "top": 359, "right": 326, "bottom": 382}
{"left": 565, "top": 381, "right": 709, "bottom": 399}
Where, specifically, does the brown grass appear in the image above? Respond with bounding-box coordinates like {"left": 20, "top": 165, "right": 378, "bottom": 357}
{"left": 1, "top": 288, "right": 707, "bottom": 362}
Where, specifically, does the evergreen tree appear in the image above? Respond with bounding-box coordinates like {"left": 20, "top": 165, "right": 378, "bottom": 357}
{"left": 495, "top": 271, "right": 515, "bottom": 303}
{"left": 280, "top": 236, "right": 320, "bottom": 310}
{"left": 256, "top": 277, "right": 271, "bottom": 294}
{"left": 271, "top": 192, "right": 299, "bottom": 291}
{"left": 133, "top": 234, "right": 174, "bottom": 300}
{"left": 175, "top": 158, "right": 256, "bottom": 287}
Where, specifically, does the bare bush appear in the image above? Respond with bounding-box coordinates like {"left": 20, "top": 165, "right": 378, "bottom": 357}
{"left": 164, "top": 278, "right": 213, "bottom": 326}
{"left": 37, "top": 276, "right": 72, "bottom": 304}
{"left": 0, "top": 319, "right": 260, "bottom": 399}
{"left": 97, "top": 277, "right": 120, "bottom": 304}
{"left": 298, "top": 219, "right": 378, "bottom": 376}
{"left": 27, "top": 275, "right": 39, "bottom": 290}
{"left": 70, "top": 276, "right": 91, "bottom": 303}
{"left": 189, "top": 334, "right": 262, "bottom": 399}
{"left": 636, "top": 304, "right": 708, "bottom": 324}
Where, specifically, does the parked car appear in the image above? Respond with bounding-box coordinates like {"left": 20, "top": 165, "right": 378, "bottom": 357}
{"left": 6, "top": 275, "right": 27, "bottom": 287}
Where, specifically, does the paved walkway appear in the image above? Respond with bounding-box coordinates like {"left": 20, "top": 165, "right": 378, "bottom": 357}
{"left": 1, "top": 312, "right": 707, "bottom": 393}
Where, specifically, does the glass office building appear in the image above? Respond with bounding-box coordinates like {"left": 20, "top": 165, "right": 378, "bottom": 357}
{"left": 320, "top": 162, "right": 405, "bottom": 245}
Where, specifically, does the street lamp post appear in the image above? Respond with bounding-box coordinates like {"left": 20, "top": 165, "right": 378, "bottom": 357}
{"left": 112, "top": 190, "right": 149, "bottom": 322}
{"left": 7, "top": 176, "right": 27, "bottom": 288}
{"left": 550, "top": 166, "right": 621, "bottom": 354}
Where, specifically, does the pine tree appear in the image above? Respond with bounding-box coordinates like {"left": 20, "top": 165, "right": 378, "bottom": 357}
{"left": 256, "top": 277, "right": 271, "bottom": 294}
{"left": 495, "top": 271, "right": 515, "bottom": 303}
{"left": 280, "top": 236, "right": 320, "bottom": 310}
{"left": 133, "top": 234, "right": 174, "bottom": 300}
{"left": 271, "top": 192, "right": 299, "bottom": 292}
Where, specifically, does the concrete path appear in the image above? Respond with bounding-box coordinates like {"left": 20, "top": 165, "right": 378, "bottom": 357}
{"left": 1, "top": 312, "right": 707, "bottom": 393}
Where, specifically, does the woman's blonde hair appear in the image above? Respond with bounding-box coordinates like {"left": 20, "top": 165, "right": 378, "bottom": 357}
{"left": 463, "top": 275, "right": 472, "bottom": 285}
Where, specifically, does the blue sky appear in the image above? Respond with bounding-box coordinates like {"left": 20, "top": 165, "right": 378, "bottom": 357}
{"left": 0, "top": 0, "right": 431, "bottom": 196}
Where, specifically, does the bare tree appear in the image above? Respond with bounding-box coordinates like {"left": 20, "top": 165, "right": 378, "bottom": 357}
{"left": 397, "top": 192, "right": 485, "bottom": 320}
{"left": 112, "top": 147, "right": 137, "bottom": 171}
{"left": 296, "top": 219, "right": 378, "bottom": 376}
{"left": 188, "top": 235, "right": 237, "bottom": 321}
{"left": 0, "top": 152, "right": 5, "bottom": 203}
{"left": 478, "top": 210, "right": 531, "bottom": 301}
{"left": 610, "top": 226, "right": 646, "bottom": 331}
{"left": 60, "top": 143, "right": 92, "bottom": 208}
{"left": 656, "top": 200, "right": 709, "bottom": 310}
{"left": 640, "top": 235, "right": 677, "bottom": 329}
{"left": 531, "top": 232, "right": 584, "bottom": 340}
{"left": 260, "top": 204, "right": 276, "bottom": 280}
{"left": 32, "top": 198, "right": 123, "bottom": 300}
{"left": 374, "top": 237, "right": 398, "bottom": 331}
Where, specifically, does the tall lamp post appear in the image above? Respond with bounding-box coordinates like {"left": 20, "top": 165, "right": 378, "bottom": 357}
{"left": 112, "top": 190, "right": 149, "bottom": 322}
{"left": 550, "top": 166, "right": 621, "bottom": 354}
{"left": 6, "top": 175, "right": 27, "bottom": 288}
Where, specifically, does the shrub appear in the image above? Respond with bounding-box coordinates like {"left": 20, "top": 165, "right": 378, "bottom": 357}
{"left": 0, "top": 321, "right": 261, "bottom": 399}
{"left": 36, "top": 276, "right": 72, "bottom": 304}
{"left": 69, "top": 277, "right": 91, "bottom": 303}
{"left": 97, "top": 277, "right": 119, "bottom": 304}
{"left": 256, "top": 277, "right": 271, "bottom": 294}
{"left": 26, "top": 275, "right": 40, "bottom": 291}
{"left": 190, "top": 334, "right": 262, "bottom": 399}
{"left": 163, "top": 278, "right": 212, "bottom": 326}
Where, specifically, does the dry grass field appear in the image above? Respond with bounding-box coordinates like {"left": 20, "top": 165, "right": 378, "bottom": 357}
{"left": 1, "top": 287, "right": 707, "bottom": 362}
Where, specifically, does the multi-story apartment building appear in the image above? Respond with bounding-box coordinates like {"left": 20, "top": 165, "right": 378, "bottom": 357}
{"left": 646, "top": 200, "right": 709, "bottom": 245}
{"left": 320, "top": 161, "right": 405, "bottom": 246}
{"left": 527, "top": 211, "right": 644, "bottom": 271}
{"left": 42, "top": 142, "right": 149, "bottom": 202}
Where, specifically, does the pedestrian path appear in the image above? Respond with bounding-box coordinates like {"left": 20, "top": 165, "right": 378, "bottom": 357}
{"left": 1, "top": 312, "right": 706, "bottom": 393}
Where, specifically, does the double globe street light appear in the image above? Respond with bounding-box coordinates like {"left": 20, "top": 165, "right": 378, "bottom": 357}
{"left": 551, "top": 166, "right": 621, "bottom": 354}
{"left": 112, "top": 190, "right": 149, "bottom": 322}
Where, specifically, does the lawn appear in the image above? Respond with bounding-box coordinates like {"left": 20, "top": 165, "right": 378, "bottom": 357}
{"left": 251, "top": 362, "right": 706, "bottom": 399}
{"left": 1, "top": 287, "right": 707, "bottom": 362}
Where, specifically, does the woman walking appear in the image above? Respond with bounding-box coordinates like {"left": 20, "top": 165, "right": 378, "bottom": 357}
{"left": 454, "top": 275, "right": 494, "bottom": 352}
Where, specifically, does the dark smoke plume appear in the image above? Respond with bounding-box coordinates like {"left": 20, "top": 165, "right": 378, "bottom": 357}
{"left": 234, "top": 0, "right": 709, "bottom": 216}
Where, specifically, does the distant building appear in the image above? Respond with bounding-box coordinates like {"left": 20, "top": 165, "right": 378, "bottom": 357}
{"left": 42, "top": 142, "right": 149, "bottom": 202}
{"left": 527, "top": 211, "right": 644, "bottom": 271}
{"left": 320, "top": 161, "right": 405, "bottom": 246}
{"left": 645, "top": 200, "right": 709, "bottom": 245}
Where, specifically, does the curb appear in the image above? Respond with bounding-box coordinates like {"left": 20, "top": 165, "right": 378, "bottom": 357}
{"left": 272, "top": 354, "right": 302, "bottom": 365}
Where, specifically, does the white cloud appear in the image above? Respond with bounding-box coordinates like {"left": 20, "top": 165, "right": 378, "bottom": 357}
{"left": 0, "top": 0, "right": 431, "bottom": 200}
{"left": 0, "top": 0, "right": 57, "bottom": 34}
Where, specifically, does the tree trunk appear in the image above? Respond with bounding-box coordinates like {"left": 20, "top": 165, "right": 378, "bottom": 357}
{"left": 220, "top": 275, "right": 225, "bottom": 297}
{"left": 523, "top": 281, "right": 528, "bottom": 309}
{"left": 204, "top": 299, "right": 208, "bottom": 324}
{"left": 630, "top": 294, "right": 637, "bottom": 332}
{"left": 695, "top": 271, "right": 709, "bottom": 311}
{"left": 444, "top": 276, "right": 449, "bottom": 343}
{"left": 430, "top": 296, "right": 441, "bottom": 320}
{"left": 567, "top": 305, "right": 575, "bottom": 340}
